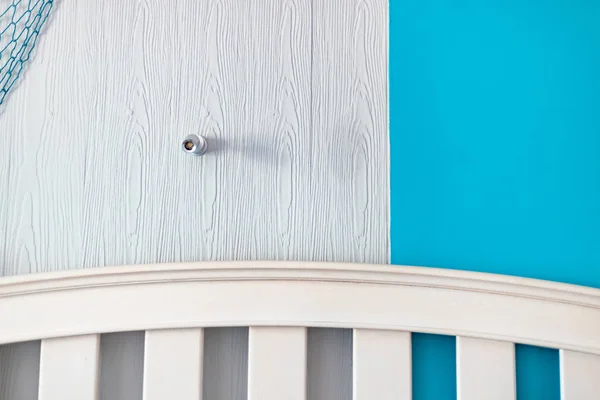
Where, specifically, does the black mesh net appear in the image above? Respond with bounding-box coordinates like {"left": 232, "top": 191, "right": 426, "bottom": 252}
{"left": 0, "top": 0, "right": 53, "bottom": 105}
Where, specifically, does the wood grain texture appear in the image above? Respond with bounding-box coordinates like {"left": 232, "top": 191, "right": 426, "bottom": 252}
{"left": 353, "top": 329, "right": 411, "bottom": 400}
{"left": 0, "top": 341, "right": 40, "bottom": 400}
{"left": 560, "top": 350, "right": 600, "bottom": 400}
{"left": 38, "top": 335, "right": 99, "bottom": 400}
{"left": 0, "top": 0, "right": 389, "bottom": 273}
{"left": 311, "top": 0, "right": 389, "bottom": 263}
{"left": 0, "top": 0, "right": 388, "bottom": 397}
{"left": 203, "top": 328, "right": 249, "bottom": 400}
{"left": 457, "top": 337, "right": 516, "bottom": 400}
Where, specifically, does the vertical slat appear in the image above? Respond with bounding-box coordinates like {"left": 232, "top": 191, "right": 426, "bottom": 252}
{"left": 456, "top": 337, "right": 515, "bottom": 400}
{"left": 38, "top": 335, "right": 99, "bottom": 400}
{"left": 560, "top": 349, "right": 600, "bottom": 400}
{"left": 353, "top": 329, "right": 411, "bottom": 400}
{"left": 143, "top": 328, "right": 203, "bottom": 400}
{"left": 248, "top": 327, "right": 306, "bottom": 400}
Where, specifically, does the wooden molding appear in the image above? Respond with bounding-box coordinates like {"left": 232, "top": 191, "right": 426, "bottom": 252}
{"left": 1, "top": 262, "right": 599, "bottom": 354}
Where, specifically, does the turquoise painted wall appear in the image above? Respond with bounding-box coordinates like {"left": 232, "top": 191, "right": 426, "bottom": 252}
{"left": 389, "top": 0, "right": 600, "bottom": 398}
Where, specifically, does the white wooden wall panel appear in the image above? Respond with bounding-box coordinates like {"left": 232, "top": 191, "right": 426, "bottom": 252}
{"left": 560, "top": 350, "right": 600, "bottom": 400}
{"left": 311, "top": 0, "right": 389, "bottom": 263}
{"left": 0, "top": 2, "right": 389, "bottom": 266}
{"left": 38, "top": 335, "right": 99, "bottom": 400}
{"left": 248, "top": 327, "right": 307, "bottom": 400}
{"left": 456, "top": 337, "right": 516, "bottom": 400}
{"left": 143, "top": 329, "right": 203, "bottom": 400}
{"left": 353, "top": 329, "right": 411, "bottom": 400}
{"left": 0, "top": 0, "right": 388, "bottom": 398}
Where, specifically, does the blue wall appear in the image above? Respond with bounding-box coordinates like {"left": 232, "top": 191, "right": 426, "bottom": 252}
{"left": 389, "top": 0, "right": 600, "bottom": 398}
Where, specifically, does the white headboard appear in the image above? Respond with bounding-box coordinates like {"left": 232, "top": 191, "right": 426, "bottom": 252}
{"left": 1, "top": 261, "right": 599, "bottom": 399}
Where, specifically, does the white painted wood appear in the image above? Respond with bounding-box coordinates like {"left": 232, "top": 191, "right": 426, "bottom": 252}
{"left": 1, "top": 262, "right": 599, "bottom": 355}
{"left": 353, "top": 329, "right": 411, "bottom": 400}
{"left": 202, "top": 327, "right": 248, "bottom": 400}
{"left": 38, "top": 335, "right": 99, "bottom": 400}
{"left": 143, "top": 329, "right": 203, "bottom": 400}
{"left": 311, "top": 0, "right": 388, "bottom": 265}
{"left": 0, "top": 341, "right": 40, "bottom": 400}
{"left": 248, "top": 327, "right": 306, "bottom": 400}
{"left": 0, "top": 0, "right": 389, "bottom": 396}
{"left": 560, "top": 350, "right": 600, "bottom": 400}
{"left": 0, "top": 0, "right": 391, "bottom": 273}
{"left": 456, "top": 337, "right": 515, "bottom": 400}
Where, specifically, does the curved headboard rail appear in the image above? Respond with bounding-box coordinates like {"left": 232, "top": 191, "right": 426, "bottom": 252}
{"left": 1, "top": 261, "right": 599, "bottom": 354}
